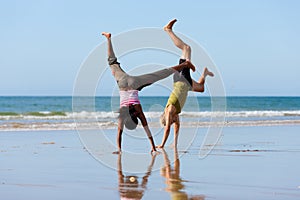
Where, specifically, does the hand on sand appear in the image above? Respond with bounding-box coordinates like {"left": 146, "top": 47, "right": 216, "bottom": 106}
{"left": 151, "top": 150, "right": 161, "bottom": 156}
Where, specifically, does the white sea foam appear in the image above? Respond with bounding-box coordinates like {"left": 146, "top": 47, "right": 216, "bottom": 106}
{"left": 1, "top": 119, "right": 300, "bottom": 131}
{"left": 1, "top": 110, "right": 300, "bottom": 121}
{"left": 71, "top": 110, "right": 300, "bottom": 119}
{"left": 0, "top": 110, "right": 300, "bottom": 132}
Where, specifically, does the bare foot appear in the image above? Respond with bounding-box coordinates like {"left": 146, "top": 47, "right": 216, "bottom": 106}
{"left": 101, "top": 32, "right": 111, "bottom": 39}
{"left": 164, "top": 19, "right": 177, "bottom": 31}
{"left": 203, "top": 67, "right": 214, "bottom": 77}
{"left": 185, "top": 60, "right": 196, "bottom": 72}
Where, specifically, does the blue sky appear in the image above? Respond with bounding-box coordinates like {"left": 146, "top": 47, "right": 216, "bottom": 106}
{"left": 1, "top": 0, "right": 300, "bottom": 96}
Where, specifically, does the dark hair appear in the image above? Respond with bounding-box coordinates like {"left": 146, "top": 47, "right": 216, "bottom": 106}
{"left": 119, "top": 106, "right": 138, "bottom": 130}
{"left": 124, "top": 115, "right": 138, "bottom": 130}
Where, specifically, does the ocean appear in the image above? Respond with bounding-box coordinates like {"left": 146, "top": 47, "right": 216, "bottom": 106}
{"left": 0, "top": 96, "right": 299, "bottom": 130}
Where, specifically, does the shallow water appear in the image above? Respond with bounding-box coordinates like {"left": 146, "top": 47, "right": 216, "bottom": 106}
{"left": 1, "top": 96, "right": 300, "bottom": 131}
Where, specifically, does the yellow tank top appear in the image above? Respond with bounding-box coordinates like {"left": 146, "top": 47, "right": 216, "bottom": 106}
{"left": 166, "top": 82, "right": 190, "bottom": 114}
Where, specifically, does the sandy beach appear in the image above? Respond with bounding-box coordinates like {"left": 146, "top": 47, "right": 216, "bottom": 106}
{"left": 1, "top": 125, "right": 300, "bottom": 200}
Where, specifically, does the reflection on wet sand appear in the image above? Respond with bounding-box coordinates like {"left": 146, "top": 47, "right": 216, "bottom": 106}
{"left": 116, "top": 149, "right": 205, "bottom": 200}
{"left": 117, "top": 153, "right": 157, "bottom": 200}
{"left": 160, "top": 148, "right": 205, "bottom": 200}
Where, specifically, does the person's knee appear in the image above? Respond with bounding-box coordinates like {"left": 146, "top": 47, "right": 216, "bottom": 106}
{"left": 197, "top": 86, "right": 205, "bottom": 92}
{"left": 193, "top": 83, "right": 205, "bottom": 92}
{"left": 183, "top": 44, "right": 191, "bottom": 54}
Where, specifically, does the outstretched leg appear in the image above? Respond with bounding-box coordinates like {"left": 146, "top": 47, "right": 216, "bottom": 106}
{"left": 164, "top": 19, "right": 191, "bottom": 61}
{"left": 198, "top": 67, "right": 214, "bottom": 84}
{"left": 102, "top": 32, "right": 115, "bottom": 58}
{"left": 132, "top": 60, "right": 195, "bottom": 91}
{"left": 102, "top": 32, "right": 128, "bottom": 84}
{"left": 192, "top": 67, "right": 214, "bottom": 92}
{"left": 165, "top": 19, "right": 193, "bottom": 87}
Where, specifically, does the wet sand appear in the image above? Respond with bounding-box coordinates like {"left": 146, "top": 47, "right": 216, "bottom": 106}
{"left": 1, "top": 125, "right": 300, "bottom": 200}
